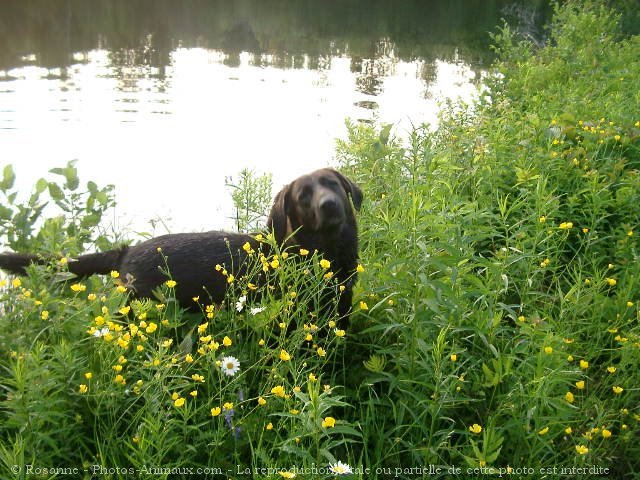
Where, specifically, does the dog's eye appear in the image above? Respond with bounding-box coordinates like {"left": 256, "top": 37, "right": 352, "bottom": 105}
{"left": 298, "top": 187, "right": 312, "bottom": 203}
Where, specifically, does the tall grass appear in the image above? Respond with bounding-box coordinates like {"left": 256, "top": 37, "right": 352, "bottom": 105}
{"left": 1, "top": 1, "right": 639, "bottom": 478}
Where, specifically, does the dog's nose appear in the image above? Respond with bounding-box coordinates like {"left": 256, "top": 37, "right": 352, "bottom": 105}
{"left": 320, "top": 198, "right": 340, "bottom": 216}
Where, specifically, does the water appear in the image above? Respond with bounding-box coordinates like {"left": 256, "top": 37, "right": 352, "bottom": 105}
{"left": 0, "top": 0, "right": 546, "bottom": 234}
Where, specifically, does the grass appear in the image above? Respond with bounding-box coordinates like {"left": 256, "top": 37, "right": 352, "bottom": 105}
{"left": 1, "top": 1, "right": 640, "bottom": 478}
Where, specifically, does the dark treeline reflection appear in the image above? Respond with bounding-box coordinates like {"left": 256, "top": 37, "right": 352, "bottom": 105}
{"left": 0, "top": 0, "right": 550, "bottom": 73}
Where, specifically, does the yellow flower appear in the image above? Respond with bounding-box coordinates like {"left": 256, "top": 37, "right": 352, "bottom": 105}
{"left": 321, "top": 416, "right": 336, "bottom": 428}
{"left": 579, "top": 360, "right": 589, "bottom": 370}
{"left": 114, "top": 374, "right": 126, "bottom": 385}
{"left": 279, "top": 471, "right": 296, "bottom": 479}
{"left": 317, "top": 347, "right": 326, "bottom": 357}
{"left": 165, "top": 280, "right": 177, "bottom": 288}
{"left": 565, "top": 391, "right": 574, "bottom": 403}
{"left": 136, "top": 345, "right": 144, "bottom": 352}
{"left": 607, "top": 366, "right": 616, "bottom": 373}
{"left": 305, "top": 333, "right": 313, "bottom": 342}
{"left": 539, "top": 216, "right": 546, "bottom": 223}
{"left": 110, "top": 270, "right": 120, "bottom": 278}
{"left": 242, "top": 242, "right": 253, "bottom": 253}
{"left": 119, "top": 306, "right": 131, "bottom": 315}
{"left": 605, "top": 277, "right": 617, "bottom": 287}
{"left": 290, "top": 409, "right": 299, "bottom": 415}
{"left": 627, "top": 301, "right": 634, "bottom": 307}
{"left": 575, "top": 445, "right": 589, "bottom": 455}
{"left": 12, "top": 278, "right": 22, "bottom": 288}
{"left": 223, "top": 336, "right": 232, "bottom": 347}
{"left": 359, "top": 301, "right": 369, "bottom": 310}
{"left": 308, "top": 373, "right": 317, "bottom": 381}
{"left": 558, "top": 222, "right": 573, "bottom": 230}
{"left": 226, "top": 275, "right": 234, "bottom": 284}
{"left": 70, "top": 283, "right": 86, "bottom": 292}
{"left": 602, "top": 429, "right": 612, "bottom": 438}
{"left": 79, "top": 384, "right": 88, "bottom": 394}
{"left": 538, "top": 427, "right": 549, "bottom": 435}
{"left": 357, "top": 264, "right": 365, "bottom": 273}
{"left": 192, "top": 374, "right": 205, "bottom": 382}
{"left": 223, "top": 402, "right": 234, "bottom": 411}
{"left": 612, "top": 386, "right": 624, "bottom": 394}
{"left": 299, "top": 248, "right": 309, "bottom": 256}
{"left": 544, "top": 346, "right": 553, "bottom": 354}
{"left": 211, "top": 407, "right": 221, "bottom": 417}
{"left": 575, "top": 380, "right": 585, "bottom": 390}
{"left": 258, "top": 397, "right": 267, "bottom": 406}
{"left": 335, "top": 329, "right": 346, "bottom": 338}
{"left": 582, "top": 227, "right": 589, "bottom": 233}
{"left": 517, "top": 315, "right": 525, "bottom": 322}
{"left": 174, "top": 397, "right": 185, "bottom": 407}
{"left": 270, "top": 258, "right": 280, "bottom": 269}
{"left": 197, "top": 323, "right": 208, "bottom": 334}
{"left": 279, "top": 349, "right": 292, "bottom": 361}
{"left": 185, "top": 354, "right": 194, "bottom": 363}
{"left": 450, "top": 354, "right": 458, "bottom": 362}
{"left": 145, "top": 322, "right": 158, "bottom": 334}
{"left": 319, "top": 259, "right": 331, "bottom": 269}
{"left": 469, "top": 424, "right": 482, "bottom": 434}
{"left": 41, "top": 310, "right": 49, "bottom": 320}
{"left": 271, "top": 385, "right": 286, "bottom": 398}
{"left": 565, "top": 427, "right": 572, "bottom": 434}
{"left": 189, "top": 390, "right": 198, "bottom": 397}
{"left": 116, "top": 285, "right": 127, "bottom": 293}
{"left": 84, "top": 372, "right": 93, "bottom": 379}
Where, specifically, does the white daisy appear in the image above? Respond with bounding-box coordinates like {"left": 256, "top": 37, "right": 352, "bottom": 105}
{"left": 220, "top": 356, "right": 240, "bottom": 377}
{"left": 329, "top": 461, "right": 352, "bottom": 475}
{"left": 93, "top": 327, "right": 110, "bottom": 338}
{"left": 235, "top": 295, "right": 247, "bottom": 312}
{"left": 250, "top": 306, "right": 265, "bottom": 315}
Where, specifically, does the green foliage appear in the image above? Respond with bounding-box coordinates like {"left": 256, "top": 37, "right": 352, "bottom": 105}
{"left": 226, "top": 169, "right": 273, "bottom": 233}
{"left": 1, "top": 2, "right": 640, "bottom": 478}
{"left": 0, "top": 161, "right": 117, "bottom": 255}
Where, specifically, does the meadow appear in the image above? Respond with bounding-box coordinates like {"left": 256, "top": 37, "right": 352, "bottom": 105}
{"left": 1, "top": 2, "right": 639, "bottom": 478}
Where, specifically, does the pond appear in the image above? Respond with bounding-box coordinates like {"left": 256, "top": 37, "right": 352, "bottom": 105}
{"left": 0, "top": 0, "right": 548, "bottom": 234}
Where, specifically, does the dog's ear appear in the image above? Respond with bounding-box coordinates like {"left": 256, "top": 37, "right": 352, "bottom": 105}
{"left": 267, "top": 184, "right": 292, "bottom": 244}
{"left": 332, "top": 170, "right": 363, "bottom": 211}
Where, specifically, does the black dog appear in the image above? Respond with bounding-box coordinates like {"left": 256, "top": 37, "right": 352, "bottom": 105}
{"left": 0, "top": 168, "right": 362, "bottom": 320}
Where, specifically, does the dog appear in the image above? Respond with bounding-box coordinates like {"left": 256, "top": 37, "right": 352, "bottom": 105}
{"left": 0, "top": 168, "right": 362, "bottom": 320}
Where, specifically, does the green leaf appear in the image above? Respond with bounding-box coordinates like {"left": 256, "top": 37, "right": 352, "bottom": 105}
{"left": 379, "top": 123, "right": 393, "bottom": 145}
{"left": 35, "top": 178, "right": 48, "bottom": 194}
{"left": 48, "top": 182, "right": 65, "bottom": 201}
{"left": 0, "top": 164, "right": 15, "bottom": 191}
{"left": 0, "top": 204, "right": 12, "bottom": 220}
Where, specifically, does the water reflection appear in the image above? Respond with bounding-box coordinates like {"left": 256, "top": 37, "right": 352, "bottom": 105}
{"left": 0, "top": 0, "right": 548, "bottom": 232}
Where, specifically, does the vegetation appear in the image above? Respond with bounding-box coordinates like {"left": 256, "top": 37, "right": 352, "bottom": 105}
{"left": 1, "top": 1, "right": 639, "bottom": 478}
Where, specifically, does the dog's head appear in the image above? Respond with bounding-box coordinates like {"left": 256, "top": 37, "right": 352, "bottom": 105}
{"left": 267, "top": 168, "right": 363, "bottom": 243}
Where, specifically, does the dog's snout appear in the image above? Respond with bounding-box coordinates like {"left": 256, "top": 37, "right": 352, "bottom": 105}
{"left": 320, "top": 198, "right": 340, "bottom": 216}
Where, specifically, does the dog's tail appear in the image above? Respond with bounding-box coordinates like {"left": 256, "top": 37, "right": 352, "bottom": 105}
{"left": 0, "top": 249, "right": 126, "bottom": 277}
